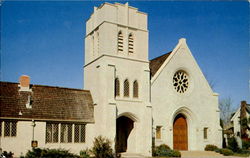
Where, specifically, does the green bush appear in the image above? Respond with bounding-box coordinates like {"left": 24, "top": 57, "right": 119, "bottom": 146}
{"left": 91, "top": 136, "right": 114, "bottom": 158}
{"left": 204, "top": 144, "right": 218, "bottom": 151}
{"left": 24, "top": 148, "right": 79, "bottom": 158}
{"left": 214, "top": 148, "right": 221, "bottom": 153}
{"left": 227, "top": 137, "right": 239, "bottom": 152}
{"left": 152, "top": 144, "right": 181, "bottom": 157}
{"left": 237, "top": 149, "right": 250, "bottom": 155}
{"left": 157, "top": 144, "right": 171, "bottom": 151}
{"left": 242, "top": 140, "right": 250, "bottom": 150}
{"left": 153, "top": 144, "right": 171, "bottom": 156}
{"left": 80, "top": 149, "right": 91, "bottom": 158}
{"left": 219, "top": 148, "right": 234, "bottom": 156}
{"left": 161, "top": 150, "right": 181, "bottom": 157}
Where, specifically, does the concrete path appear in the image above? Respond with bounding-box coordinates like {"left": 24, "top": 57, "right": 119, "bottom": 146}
{"left": 180, "top": 151, "right": 247, "bottom": 158}
{"left": 120, "top": 151, "right": 249, "bottom": 158}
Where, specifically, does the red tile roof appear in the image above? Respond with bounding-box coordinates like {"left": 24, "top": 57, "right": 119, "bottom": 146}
{"left": 0, "top": 82, "right": 94, "bottom": 123}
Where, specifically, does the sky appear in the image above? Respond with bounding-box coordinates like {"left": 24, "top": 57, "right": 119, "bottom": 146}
{"left": 1, "top": 1, "right": 249, "bottom": 109}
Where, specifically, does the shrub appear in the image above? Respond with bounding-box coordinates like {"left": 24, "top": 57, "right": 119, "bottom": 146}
{"left": 204, "top": 144, "right": 218, "bottom": 151}
{"left": 227, "top": 137, "right": 239, "bottom": 152}
{"left": 152, "top": 144, "right": 181, "bottom": 157}
{"left": 219, "top": 148, "right": 234, "bottom": 156}
{"left": 1, "top": 151, "right": 14, "bottom": 158}
{"left": 238, "top": 149, "right": 250, "bottom": 155}
{"left": 24, "top": 148, "right": 79, "bottom": 158}
{"left": 242, "top": 139, "right": 250, "bottom": 150}
{"left": 153, "top": 144, "right": 171, "bottom": 156}
{"left": 80, "top": 149, "right": 91, "bottom": 158}
{"left": 214, "top": 148, "right": 221, "bottom": 153}
{"left": 91, "top": 136, "right": 114, "bottom": 158}
{"left": 157, "top": 144, "right": 171, "bottom": 151}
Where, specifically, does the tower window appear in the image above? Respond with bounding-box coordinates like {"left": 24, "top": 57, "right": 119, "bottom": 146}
{"left": 204, "top": 127, "right": 208, "bottom": 139}
{"left": 118, "top": 31, "right": 123, "bottom": 52}
{"left": 115, "top": 78, "right": 120, "bottom": 97}
{"left": 128, "top": 33, "right": 134, "bottom": 53}
{"left": 133, "top": 80, "right": 138, "bottom": 98}
{"left": 124, "top": 79, "right": 129, "bottom": 97}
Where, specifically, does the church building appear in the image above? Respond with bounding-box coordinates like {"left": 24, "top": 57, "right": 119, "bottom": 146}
{"left": 0, "top": 2, "right": 222, "bottom": 157}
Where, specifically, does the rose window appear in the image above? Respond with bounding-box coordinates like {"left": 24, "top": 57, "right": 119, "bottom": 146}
{"left": 173, "top": 71, "right": 189, "bottom": 93}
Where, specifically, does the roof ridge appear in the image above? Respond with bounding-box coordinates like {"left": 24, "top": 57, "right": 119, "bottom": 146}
{"left": 150, "top": 51, "right": 172, "bottom": 61}
{"left": 149, "top": 51, "right": 172, "bottom": 77}
{"left": 0, "top": 81, "right": 89, "bottom": 92}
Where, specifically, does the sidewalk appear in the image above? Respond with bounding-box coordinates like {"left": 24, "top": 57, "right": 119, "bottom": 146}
{"left": 180, "top": 151, "right": 249, "bottom": 158}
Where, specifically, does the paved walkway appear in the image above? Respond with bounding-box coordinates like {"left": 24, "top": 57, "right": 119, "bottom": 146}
{"left": 180, "top": 151, "right": 247, "bottom": 158}
{"left": 121, "top": 151, "right": 250, "bottom": 158}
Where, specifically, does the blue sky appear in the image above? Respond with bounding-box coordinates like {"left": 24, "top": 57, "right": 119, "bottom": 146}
{"left": 1, "top": 1, "right": 249, "bottom": 109}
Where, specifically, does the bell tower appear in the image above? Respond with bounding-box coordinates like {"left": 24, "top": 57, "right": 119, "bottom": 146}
{"left": 84, "top": 2, "right": 148, "bottom": 65}
{"left": 84, "top": 2, "right": 152, "bottom": 156}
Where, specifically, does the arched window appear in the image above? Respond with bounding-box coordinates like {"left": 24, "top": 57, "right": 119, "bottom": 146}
{"left": 118, "top": 31, "right": 123, "bottom": 52}
{"left": 115, "top": 78, "right": 120, "bottom": 97}
{"left": 128, "top": 33, "right": 134, "bottom": 53}
{"left": 124, "top": 79, "right": 129, "bottom": 97}
{"left": 133, "top": 80, "right": 138, "bottom": 98}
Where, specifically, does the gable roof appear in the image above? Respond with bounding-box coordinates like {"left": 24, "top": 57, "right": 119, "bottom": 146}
{"left": 0, "top": 82, "right": 94, "bottom": 123}
{"left": 231, "top": 102, "right": 250, "bottom": 121}
{"left": 149, "top": 51, "right": 172, "bottom": 77}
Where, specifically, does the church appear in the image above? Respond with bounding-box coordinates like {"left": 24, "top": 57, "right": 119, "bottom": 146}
{"left": 0, "top": 2, "right": 222, "bottom": 157}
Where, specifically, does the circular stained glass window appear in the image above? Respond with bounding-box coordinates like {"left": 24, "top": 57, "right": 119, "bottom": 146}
{"left": 173, "top": 71, "right": 189, "bottom": 93}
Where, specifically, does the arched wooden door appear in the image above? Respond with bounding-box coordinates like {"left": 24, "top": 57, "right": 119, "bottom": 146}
{"left": 173, "top": 114, "right": 188, "bottom": 150}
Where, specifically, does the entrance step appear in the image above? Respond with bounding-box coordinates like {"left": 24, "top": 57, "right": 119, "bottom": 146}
{"left": 120, "top": 152, "right": 145, "bottom": 158}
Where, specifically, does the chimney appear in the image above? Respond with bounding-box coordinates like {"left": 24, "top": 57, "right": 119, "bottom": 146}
{"left": 240, "top": 101, "right": 247, "bottom": 118}
{"left": 19, "top": 75, "right": 31, "bottom": 92}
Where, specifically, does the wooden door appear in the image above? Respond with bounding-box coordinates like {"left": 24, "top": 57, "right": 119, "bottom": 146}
{"left": 173, "top": 114, "right": 188, "bottom": 150}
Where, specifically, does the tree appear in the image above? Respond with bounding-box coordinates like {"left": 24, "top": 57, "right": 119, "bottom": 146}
{"left": 219, "top": 97, "right": 235, "bottom": 126}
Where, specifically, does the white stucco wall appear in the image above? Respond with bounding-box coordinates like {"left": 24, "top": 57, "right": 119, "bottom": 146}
{"left": 151, "top": 39, "right": 222, "bottom": 150}
{"left": 0, "top": 120, "right": 93, "bottom": 157}
{"left": 84, "top": 3, "right": 152, "bottom": 156}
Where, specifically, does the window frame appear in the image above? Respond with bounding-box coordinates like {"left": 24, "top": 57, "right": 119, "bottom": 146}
{"left": 118, "top": 31, "right": 124, "bottom": 52}
{"left": 133, "top": 80, "right": 139, "bottom": 98}
{"left": 124, "top": 79, "right": 130, "bottom": 97}
{"left": 156, "top": 126, "right": 162, "bottom": 139}
{"left": 115, "top": 78, "right": 120, "bottom": 97}
{"left": 128, "top": 33, "right": 134, "bottom": 53}
{"left": 46, "top": 122, "right": 59, "bottom": 143}
{"left": 4, "top": 121, "right": 17, "bottom": 137}
{"left": 60, "top": 123, "right": 73, "bottom": 143}
{"left": 203, "top": 127, "right": 208, "bottom": 139}
{"left": 74, "top": 124, "right": 86, "bottom": 143}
